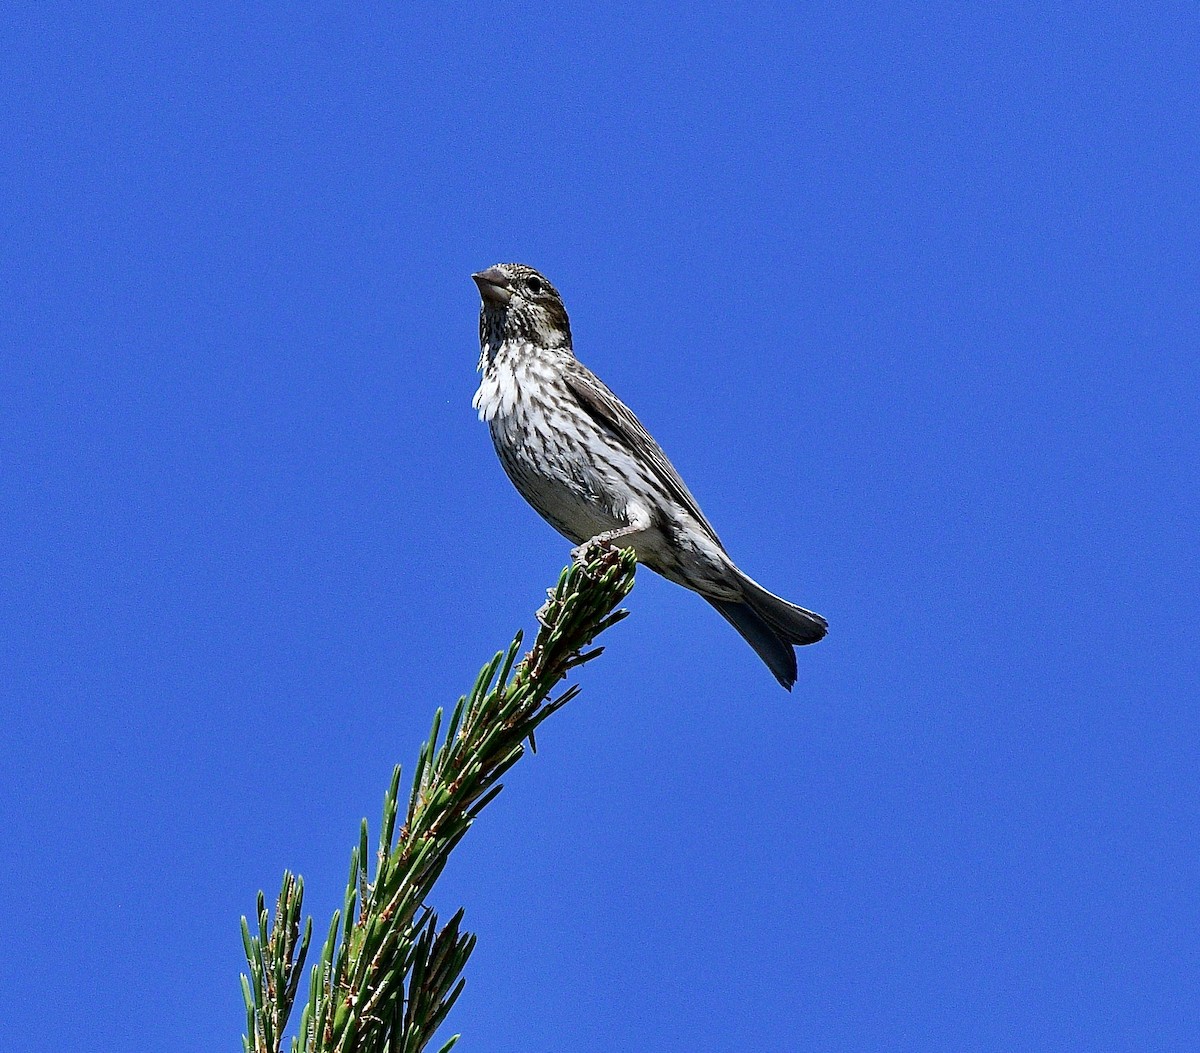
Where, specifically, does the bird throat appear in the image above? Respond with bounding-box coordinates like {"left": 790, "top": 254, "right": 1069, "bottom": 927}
{"left": 478, "top": 306, "right": 510, "bottom": 368}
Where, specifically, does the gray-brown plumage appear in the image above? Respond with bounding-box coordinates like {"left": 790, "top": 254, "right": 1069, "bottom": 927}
{"left": 471, "top": 262, "right": 826, "bottom": 689}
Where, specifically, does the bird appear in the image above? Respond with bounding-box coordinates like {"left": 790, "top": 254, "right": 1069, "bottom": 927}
{"left": 470, "top": 262, "right": 826, "bottom": 689}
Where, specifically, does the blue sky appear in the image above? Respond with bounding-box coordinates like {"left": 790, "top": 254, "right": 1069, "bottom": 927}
{"left": 2, "top": 4, "right": 1197, "bottom": 1051}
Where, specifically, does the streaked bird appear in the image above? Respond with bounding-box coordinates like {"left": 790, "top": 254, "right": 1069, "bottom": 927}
{"left": 471, "top": 263, "right": 826, "bottom": 689}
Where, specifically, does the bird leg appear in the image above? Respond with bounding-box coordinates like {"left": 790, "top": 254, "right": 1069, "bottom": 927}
{"left": 571, "top": 523, "right": 653, "bottom": 566}
{"left": 541, "top": 523, "right": 649, "bottom": 624}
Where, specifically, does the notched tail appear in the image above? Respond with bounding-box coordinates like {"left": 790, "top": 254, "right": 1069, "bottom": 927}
{"left": 704, "top": 576, "right": 827, "bottom": 691}
{"left": 741, "top": 579, "right": 828, "bottom": 647}
{"left": 706, "top": 597, "right": 799, "bottom": 690}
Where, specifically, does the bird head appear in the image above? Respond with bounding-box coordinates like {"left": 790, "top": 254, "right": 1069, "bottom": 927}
{"left": 472, "top": 263, "right": 572, "bottom": 352}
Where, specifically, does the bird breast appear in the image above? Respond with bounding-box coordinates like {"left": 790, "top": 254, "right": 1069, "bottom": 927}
{"left": 473, "top": 343, "right": 636, "bottom": 541}
{"left": 472, "top": 343, "right": 557, "bottom": 423}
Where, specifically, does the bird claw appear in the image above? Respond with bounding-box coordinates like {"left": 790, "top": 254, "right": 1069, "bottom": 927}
{"left": 571, "top": 537, "right": 609, "bottom": 566}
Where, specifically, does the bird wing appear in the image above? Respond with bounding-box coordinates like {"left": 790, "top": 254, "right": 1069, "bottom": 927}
{"left": 563, "top": 361, "right": 725, "bottom": 548}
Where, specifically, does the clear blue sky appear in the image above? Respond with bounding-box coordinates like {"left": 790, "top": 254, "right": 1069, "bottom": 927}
{"left": 2, "top": 5, "right": 1196, "bottom": 1051}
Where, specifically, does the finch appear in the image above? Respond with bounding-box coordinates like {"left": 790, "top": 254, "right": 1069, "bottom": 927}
{"left": 471, "top": 263, "right": 826, "bottom": 689}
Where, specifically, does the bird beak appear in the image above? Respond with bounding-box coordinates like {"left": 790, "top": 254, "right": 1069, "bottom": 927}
{"left": 472, "top": 267, "right": 513, "bottom": 306}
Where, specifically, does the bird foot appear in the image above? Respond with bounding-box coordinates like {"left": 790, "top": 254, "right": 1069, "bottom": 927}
{"left": 571, "top": 537, "right": 611, "bottom": 566}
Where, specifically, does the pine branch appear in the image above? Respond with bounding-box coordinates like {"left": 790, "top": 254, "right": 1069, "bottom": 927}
{"left": 241, "top": 546, "right": 637, "bottom": 1053}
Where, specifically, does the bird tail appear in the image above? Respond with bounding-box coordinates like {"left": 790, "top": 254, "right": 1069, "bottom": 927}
{"left": 705, "top": 576, "right": 827, "bottom": 691}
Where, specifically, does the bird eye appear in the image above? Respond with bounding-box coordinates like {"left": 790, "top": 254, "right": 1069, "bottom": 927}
{"left": 526, "top": 277, "right": 543, "bottom": 295}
